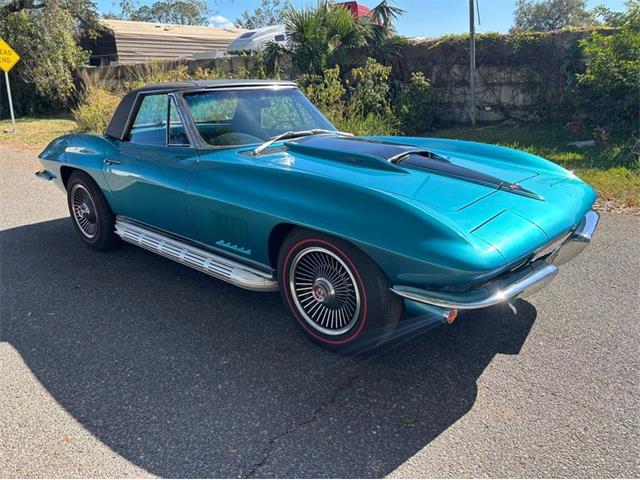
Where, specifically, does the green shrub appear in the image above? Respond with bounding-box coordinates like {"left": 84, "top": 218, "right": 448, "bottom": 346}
{"left": 121, "top": 62, "right": 261, "bottom": 92}
{"left": 298, "top": 62, "right": 399, "bottom": 135}
{"left": 124, "top": 64, "right": 201, "bottom": 91}
{"left": 333, "top": 111, "right": 400, "bottom": 136}
{"left": 339, "top": 58, "right": 400, "bottom": 136}
{"left": 396, "top": 72, "right": 437, "bottom": 135}
{"left": 297, "top": 66, "right": 346, "bottom": 124}
{"left": 72, "top": 87, "right": 122, "bottom": 133}
{"left": 347, "top": 58, "right": 394, "bottom": 117}
{"left": 572, "top": 2, "right": 640, "bottom": 133}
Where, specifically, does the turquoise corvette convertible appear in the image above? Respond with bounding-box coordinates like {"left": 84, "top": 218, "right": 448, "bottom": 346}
{"left": 37, "top": 80, "right": 599, "bottom": 351}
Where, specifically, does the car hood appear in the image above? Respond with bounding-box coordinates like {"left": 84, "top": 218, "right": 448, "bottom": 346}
{"left": 285, "top": 134, "right": 540, "bottom": 209}
{"left": 280, "top": 135, "right": 597, "bottom": 263}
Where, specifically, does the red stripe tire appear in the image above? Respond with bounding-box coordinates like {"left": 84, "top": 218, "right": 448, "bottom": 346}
{"left": 278, "top": 228, "right": 402, "bottom": 352}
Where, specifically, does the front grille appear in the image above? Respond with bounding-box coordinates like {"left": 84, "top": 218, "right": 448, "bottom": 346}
{"left": 531, "top": 230, "right": 572, "bottom": 263}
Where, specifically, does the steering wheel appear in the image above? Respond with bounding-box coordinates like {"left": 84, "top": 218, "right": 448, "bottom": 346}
{"left": 212, "top": 132, "right": 264, "bottom": 146}
{"left": 271, "top": 120, "right": 297, "bottom": 131}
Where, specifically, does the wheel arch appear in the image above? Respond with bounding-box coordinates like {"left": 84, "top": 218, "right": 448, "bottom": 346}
{"left": 62, "top": 167, "right": 117, "bottom": 216}
{"left": 267, "top": 222, "right": 298, "bottom": 270}
{"left": 268, "top": 223, "right": 396, "bottom": 286}
{"left": 60, "top": 165, "right": 79, "bottom": 189}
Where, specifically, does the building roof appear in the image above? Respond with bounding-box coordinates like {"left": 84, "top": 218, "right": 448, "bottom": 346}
{"left": 100, "top": 19, "right": 246, "bottom": 64}
{"left": 105, "top": 80, "right": 298, "bottom": 140}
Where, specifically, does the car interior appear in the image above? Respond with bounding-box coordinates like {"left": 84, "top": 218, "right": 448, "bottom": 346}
{"left": 126, "top": 88, "right": 333, "bottom": 149}
{"left": 184, "top": 89, "right": 331, "bottom": 147}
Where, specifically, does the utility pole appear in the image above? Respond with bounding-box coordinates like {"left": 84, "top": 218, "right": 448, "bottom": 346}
{"left": 469, "top": 0, "right": 477, "bottom": 126}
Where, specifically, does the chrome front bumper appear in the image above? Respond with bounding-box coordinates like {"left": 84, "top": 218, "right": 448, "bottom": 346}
{"left": 552, "top": 209, "right": 599, "bottom": 266}
{"left": 392, "top": 210, "right": 599, "bottom": 310}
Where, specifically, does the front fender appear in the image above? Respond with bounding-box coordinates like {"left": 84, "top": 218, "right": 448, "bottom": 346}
{"left": 188, "top": 156, "right": 507, "bottom": 288}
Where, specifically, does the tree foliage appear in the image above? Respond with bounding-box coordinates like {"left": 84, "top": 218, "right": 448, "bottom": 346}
{"left": 512, "top": 0, "right": 598, "bottom": 31}
{"left": 574, "top": 0, "right": 640, "bottom": 132}
{"left": 112, "top": 0, "right": 209, "bottom": 25}
{"left": 593, "top": 0, "right": 640, "bottom": 27}
{"left": 0, "top": 0, "right": 95, "bottom": 105}
{"left": 235, "top": 0, "right": 291, "bottom": 29}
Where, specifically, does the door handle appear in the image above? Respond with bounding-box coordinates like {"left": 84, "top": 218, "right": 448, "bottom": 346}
{"left": 104, "top": 159, "right": 121, "bottom": 166}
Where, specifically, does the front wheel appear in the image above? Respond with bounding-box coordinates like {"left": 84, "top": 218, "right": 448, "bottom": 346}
{"left": 278, "top": 229, "right": 402, "bottom": 352}
{"left": 66, "top": 170, "right": 118, "bottom": 251}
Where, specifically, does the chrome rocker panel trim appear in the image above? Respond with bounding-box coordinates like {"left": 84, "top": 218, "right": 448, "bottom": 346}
{"left": 114, "top": 218, "right": 278, "bottom": 292}
{"left": 391, "top": 210, "right": 599, "bottom": 310}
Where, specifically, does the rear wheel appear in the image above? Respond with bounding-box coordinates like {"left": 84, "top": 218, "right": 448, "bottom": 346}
{"left": 278, "top": 229, "right": 402, "bottom": 352}
{"left": 66, "top": 171, "right": 118, "bottom": 251}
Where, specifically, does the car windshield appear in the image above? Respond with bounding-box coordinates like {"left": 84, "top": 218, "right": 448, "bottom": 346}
{"left": 183, "top": 87, "right": 336, "bottom": 147}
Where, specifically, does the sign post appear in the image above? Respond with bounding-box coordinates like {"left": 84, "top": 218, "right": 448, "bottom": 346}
{"left": 0, "top": 38, "right": 21, "bottom": 134}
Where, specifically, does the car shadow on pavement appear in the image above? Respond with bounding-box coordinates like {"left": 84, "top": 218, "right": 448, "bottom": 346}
{"left": 1, "top": 218, "right": 537, "bottom": 478}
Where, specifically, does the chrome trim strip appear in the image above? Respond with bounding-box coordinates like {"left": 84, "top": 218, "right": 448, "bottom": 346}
{"left": 114, "top": 218, "right": 278, "bottom": 292}
{"left": 65, "top": 146, "right": 96, "bottom": 154}
{"left": 387, "top": 149, "right": 432, "bottom": 164}
{"left": 391, "top": 261, "right": 559, "bottom": 309}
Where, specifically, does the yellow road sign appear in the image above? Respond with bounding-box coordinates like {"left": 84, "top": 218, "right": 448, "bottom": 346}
{"left": 0, "top": 38, "right": 20, "bottom": 73}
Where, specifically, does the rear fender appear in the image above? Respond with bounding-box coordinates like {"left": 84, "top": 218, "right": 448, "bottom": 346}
{"left": 38, "top": 133, "right": 115, "bottom": 205}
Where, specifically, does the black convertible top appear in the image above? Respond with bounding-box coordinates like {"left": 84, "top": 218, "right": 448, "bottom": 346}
{"left": 104, "top": 79, "right": 297, "bottom": 141}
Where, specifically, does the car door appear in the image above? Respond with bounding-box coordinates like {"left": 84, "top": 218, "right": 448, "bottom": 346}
{"left": 183, "top": 89, "right": 309, "bottom": 268}
{"left": 103, "top": 93, "right": 199, "bottom": 237}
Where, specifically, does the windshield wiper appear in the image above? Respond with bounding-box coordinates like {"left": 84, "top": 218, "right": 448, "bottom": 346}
{"left": 251, "top": 129, "right": 353, "bottom": 156}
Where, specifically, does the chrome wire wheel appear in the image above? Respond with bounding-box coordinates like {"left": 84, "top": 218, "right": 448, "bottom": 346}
{"left": 289, "top": 246, "right": 361, "bottom": 336}
{"left": 70, "top": 184, "right": 98, "bottom": 239}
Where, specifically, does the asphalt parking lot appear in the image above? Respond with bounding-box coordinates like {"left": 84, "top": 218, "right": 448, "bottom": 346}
{"left": 1, "top": 145, "right": 639, "bottom": 478}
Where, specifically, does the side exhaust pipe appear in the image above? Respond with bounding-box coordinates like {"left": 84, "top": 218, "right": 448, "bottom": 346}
{"left": 404, "top": 300, "right": 458, "bottom": 325}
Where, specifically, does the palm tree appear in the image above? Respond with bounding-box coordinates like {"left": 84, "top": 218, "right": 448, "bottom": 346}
{"left": 370, "top": 0, "right": 404, "bottom": 30}
{"left": 263, "top": 0, "right": 406, "bottom": 76}
{"left": 364, "top": 1, "right": 407, "bottom": 71}
{"left": 265, "top": 2, "right": 368, "bottom": 75}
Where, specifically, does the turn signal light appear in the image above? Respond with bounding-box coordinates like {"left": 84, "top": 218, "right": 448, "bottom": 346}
{"left": 445, "top": 308, "right": 458, "bottom": 324}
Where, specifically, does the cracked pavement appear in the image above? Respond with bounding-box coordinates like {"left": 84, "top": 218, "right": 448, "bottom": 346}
{"left": 1, "top": 145, "right": 639, "bottom": 477}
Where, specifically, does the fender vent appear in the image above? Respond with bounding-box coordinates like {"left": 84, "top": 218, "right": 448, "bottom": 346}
{"left": 210, "top": 212, "right": 252, "bottom": 255}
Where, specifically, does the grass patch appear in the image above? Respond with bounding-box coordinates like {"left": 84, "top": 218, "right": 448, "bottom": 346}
{"left": 432, "top": 123, "right": 640, "bottom": 208}
{"left": 0, "top": 117, "right": 78, "bottom": 150}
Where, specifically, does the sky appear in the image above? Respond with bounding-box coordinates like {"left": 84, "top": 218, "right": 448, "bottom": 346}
{"left": 95, "top": 0, "right": 628, "bottom": 38}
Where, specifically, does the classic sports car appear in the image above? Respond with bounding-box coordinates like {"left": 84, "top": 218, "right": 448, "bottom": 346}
{"left": 37, "top": 80, "right": 599, "bottom": 351}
